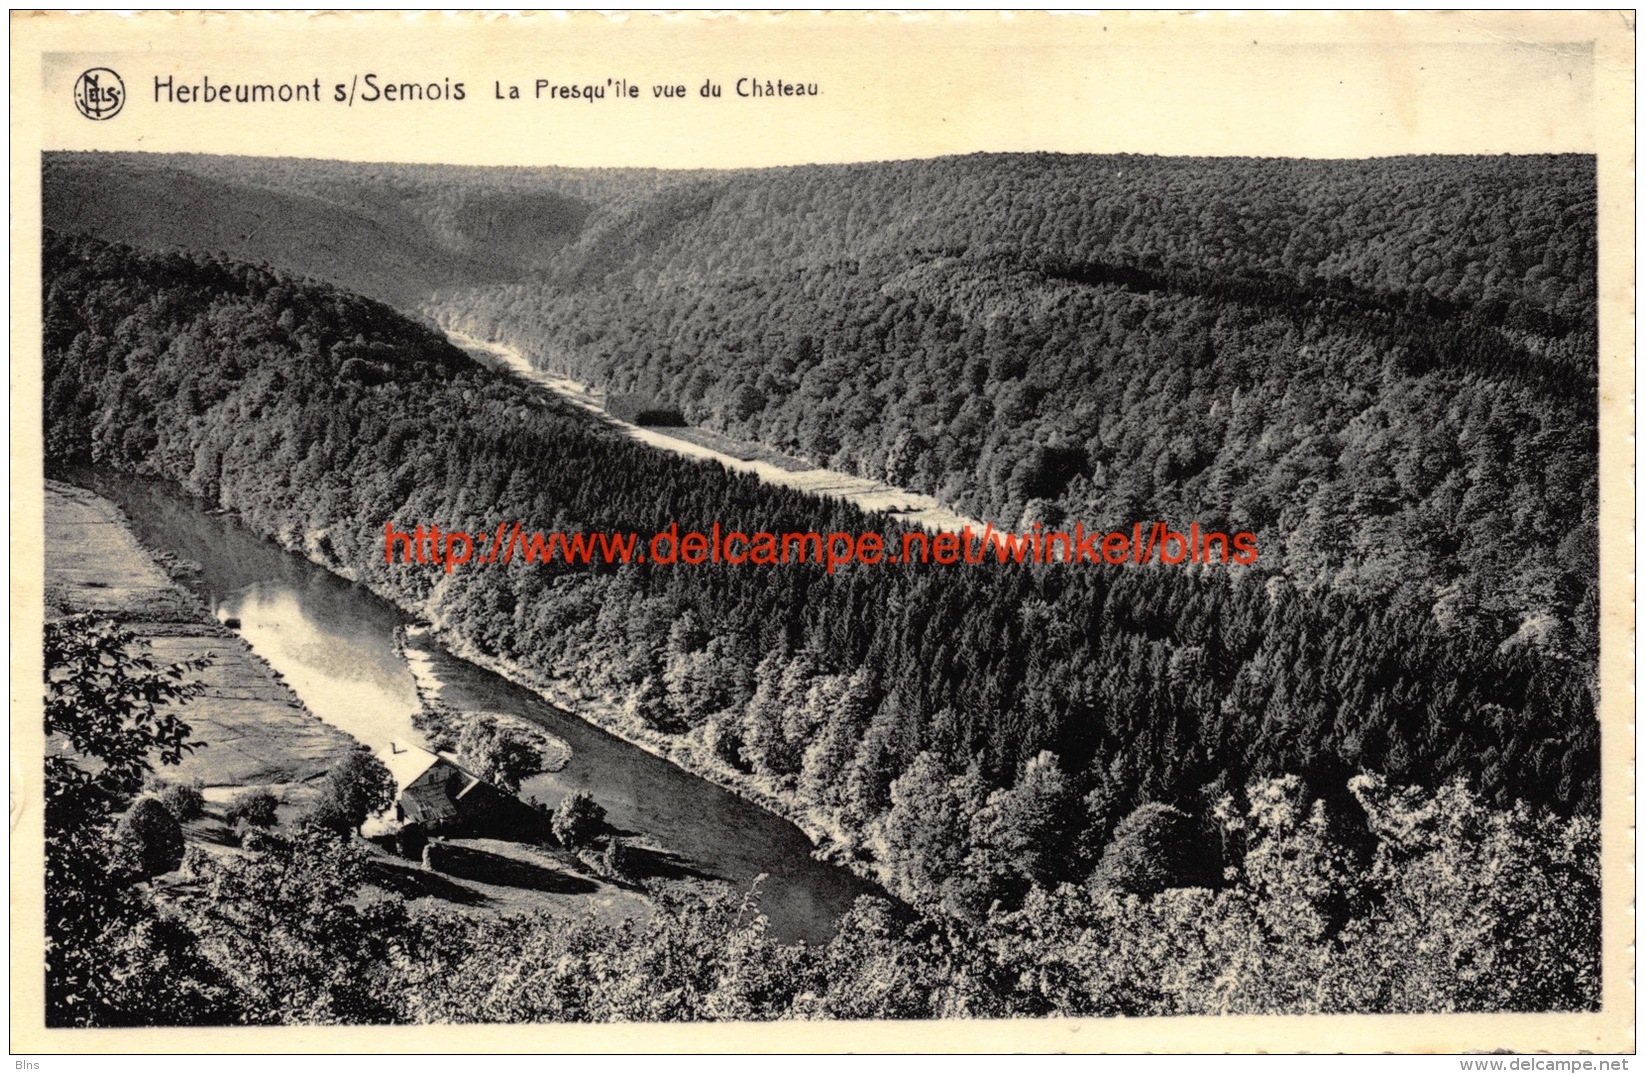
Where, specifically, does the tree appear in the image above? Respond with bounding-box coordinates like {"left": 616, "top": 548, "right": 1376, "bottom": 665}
{"left": 46, "top": 615, "right": 204, "bottom": 801}
{"left": 551, "top": 789, "right": 607, "bottom": 849}
{"left": 1330, "top": 774, "right": 1600, "bottom": 1012}
{"left": 879, "top": 752, "right": 988, "bottom": 911}
{"left": 1090, "top": 802, "right": 1213, "bottom": 895}
{"left": 113, "top": 796, "right": 185, "bottom": 880}
{"left": 82, "top": 912, "right": 238, "bottom": 1027}
{"left": 794, "top": 897, "right": 945, "bottom": 1020}
{"left": 624, "top": 673, "right": 674, "bottom": 734}
{"left": 42, "top": 614, "right": 208, "bottom": 1027}
{"left": 317, "top": 748, "right": 396, "bottom": 834}
{"left": 973, "top": 750, "right": 1077, "bottom": 896}
{"left": 457, "top": 715, "right": 541, "bottom": 795}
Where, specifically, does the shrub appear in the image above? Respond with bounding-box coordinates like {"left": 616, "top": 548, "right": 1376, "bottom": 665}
{"left": 551, "top": 789, "right": 607, "bottom": 849}
{"left": 238, "top": 824, "right": 279, "bottom": 853}
{"left": 397, "top": 822, "right": 428, "bottom": 862}
{"left": 114, "top": 796, "right": 185, "bottom": 880}
{"left": 149, "top": 777, "right": 205, "bottom": 822}
{"left": 295, "top": 794, "right": 354, "bottom": 836}
{"left": 601, "top": 836, "right": 634, "bottom": 881}
{"left": 224, "top": 788, "right": 280, "bottom": 829}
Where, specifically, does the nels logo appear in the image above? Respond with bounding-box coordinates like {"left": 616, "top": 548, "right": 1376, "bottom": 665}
{"left": 73, "top": 67, "right": 125, "bottom": 120}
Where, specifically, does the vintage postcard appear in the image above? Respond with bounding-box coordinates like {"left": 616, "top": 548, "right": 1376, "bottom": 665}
{"left": 9, "top": 10, "right": 1635, "bottom": 1055}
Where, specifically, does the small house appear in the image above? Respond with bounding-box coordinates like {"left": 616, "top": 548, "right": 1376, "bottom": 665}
{"left": 367, "top": 741, "right": 506, "bottom": 836}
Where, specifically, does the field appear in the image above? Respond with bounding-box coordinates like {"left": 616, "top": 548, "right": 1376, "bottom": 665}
{"left": 46, "top": 480, "right": 357, "bottom": 794}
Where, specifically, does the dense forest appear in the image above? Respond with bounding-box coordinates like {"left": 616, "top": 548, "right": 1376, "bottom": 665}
{"left": 40, "top": 149, "right": 1603, "bottom": 1021}
{"left": 46, "top": 152, "right": 1597, "bottom": 642}
{"left": 44, "top": 229, "right": 1597, "bottom": 905}
{"left": 433, "top": 153, "right": 1598, "bottom": 635}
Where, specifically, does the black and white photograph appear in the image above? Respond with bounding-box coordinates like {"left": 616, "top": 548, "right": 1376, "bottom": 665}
{"left": 12, "top": 9, "right": 1635, "bottom": 1055}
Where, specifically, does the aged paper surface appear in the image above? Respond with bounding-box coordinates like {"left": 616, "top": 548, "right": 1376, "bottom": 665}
{"left": 10, "top": 9, "right": 1635, "bottom": 1054}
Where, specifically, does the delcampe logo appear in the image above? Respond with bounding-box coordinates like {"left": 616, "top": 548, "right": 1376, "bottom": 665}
{"left": 73, "top": 67, "right": 124, "bottom": 120}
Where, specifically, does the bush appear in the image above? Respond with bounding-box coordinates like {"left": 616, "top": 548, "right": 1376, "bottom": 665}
{"left": 397, "top": 822, "right": 428, "bottom": 862}
{"left": 601, "top": 836, "right": 634, "bottom": 881}
{"left": 551, "top": 789, "right": 607, "bottom": 850}
{"left": 224, "top": 788, "right": 280, "bottom": 829}
{"left": 114, "top": 796, "right": 185, "bottom": 880}
{"left": 148, "top": 777, "right": 205, "bottom": 822}
{"left": 295, "top": 794, "right": 354, "bottom": 836}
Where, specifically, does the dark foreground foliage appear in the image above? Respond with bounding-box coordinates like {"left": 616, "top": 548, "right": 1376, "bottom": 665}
{"left": 44, "top": 615, "right": 1599, "bottom": 1025}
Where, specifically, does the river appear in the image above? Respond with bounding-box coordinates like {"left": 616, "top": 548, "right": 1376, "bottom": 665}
{"left": 80, "top": 471, "right": 879, "bottom": 944}
{"left": 445, "top": 329, "right": 990, "bottom": 535}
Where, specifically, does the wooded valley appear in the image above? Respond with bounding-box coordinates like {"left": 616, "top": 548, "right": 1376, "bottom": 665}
{"left": 40, "top": 150, "right": 1603, "bottom": 1022}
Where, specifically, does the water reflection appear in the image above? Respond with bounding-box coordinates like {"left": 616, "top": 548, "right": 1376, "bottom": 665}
{"left": 216, "top": 582, "right": 423, "bottom": 749}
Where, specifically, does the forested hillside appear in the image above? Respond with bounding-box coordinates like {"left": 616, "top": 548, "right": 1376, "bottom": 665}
{"left": 44, "top": 151, "right": 1600, "bottom": 647}
{"left": 432, "top": 153, "right": 1598, "bottom": 638}
{"left": 41, "top": 228, "right": 1603, "bottom": 1021}
{"left": 44, "top": 230, "right": 1599, "bottom": 929}
{"left": 43, "top": 152, "right": 710, "bottom": 307}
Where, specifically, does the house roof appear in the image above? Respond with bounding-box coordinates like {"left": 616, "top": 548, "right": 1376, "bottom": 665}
{"left": 400, "top": 777, "right": 461, "bottom": 827}
{"left": 377, "top": 741, "right": 488, "bottom": 787}
{"left": 377, "top": 742, "right": 450, "bottom": 792}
